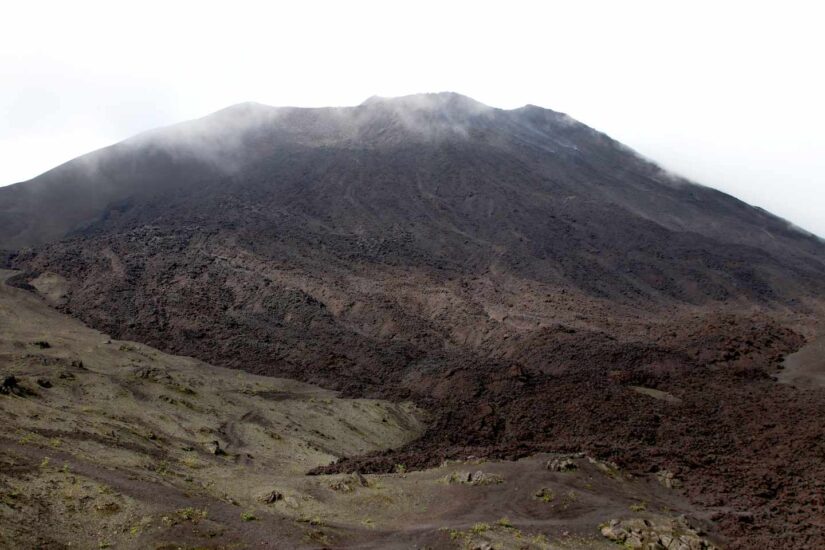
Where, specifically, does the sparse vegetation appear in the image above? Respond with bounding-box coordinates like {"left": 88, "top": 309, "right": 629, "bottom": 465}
{"left": 177, "top": 507, "right": 208, "bottom": 523}
{"left": 181, "top": 456, "right": 205, "bottom": 469}
{"left": 0, "top": 267, "right": 741, "bottom": 549}
{"left": 471, "top": 522, "right": 490, "bottom": 534}
{"left": 531, "top": 533, "right": 549, "bottom": 545}
{"left": 630, "top": 501, "right": 647, "bottom": 512}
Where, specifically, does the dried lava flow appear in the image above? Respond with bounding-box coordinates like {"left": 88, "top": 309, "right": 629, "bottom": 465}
{"left": 312, "top": 314, "right": 825, "bottom": 549}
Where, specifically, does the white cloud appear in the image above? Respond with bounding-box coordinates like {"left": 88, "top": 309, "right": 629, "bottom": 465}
{"left": 1, "top": 0, "right": 823, "bottom": 236}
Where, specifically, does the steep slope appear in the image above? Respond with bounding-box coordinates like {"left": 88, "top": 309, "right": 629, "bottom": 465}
{"left": 2, "top": 94, "right": 823, "bottom": 265}
{"left": 2, "top": 93, "right": 825, "bottom": 547}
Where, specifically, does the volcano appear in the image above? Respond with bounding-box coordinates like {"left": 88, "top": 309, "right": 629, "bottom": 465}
{"left": 2, "top": 93, "right": 824, "bottom": 548}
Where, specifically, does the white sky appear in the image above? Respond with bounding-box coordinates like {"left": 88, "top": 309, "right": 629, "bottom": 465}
{"left": 1, "top": 0, "right": 823, "bottom": 236}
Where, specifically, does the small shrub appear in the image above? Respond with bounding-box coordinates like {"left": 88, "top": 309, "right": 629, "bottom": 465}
{"left": 177, "top": 507, "right": 208, "bottom": 523}
{"left": 497, "top": 516, "right": 514, "bottom": 528}
{"left": 532, "top": 533, "right": 549, "bottom": 544}
{"left": 471, "top": 522, "right": 490, "bottom": 534}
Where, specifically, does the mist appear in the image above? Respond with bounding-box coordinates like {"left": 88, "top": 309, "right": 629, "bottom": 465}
{"left": 1, "top": 0, "right": 823, "bottom": 237}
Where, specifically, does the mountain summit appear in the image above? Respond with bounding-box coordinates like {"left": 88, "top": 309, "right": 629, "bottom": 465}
{"left": 1, "top": 93, "right": 822, "bottom": 262}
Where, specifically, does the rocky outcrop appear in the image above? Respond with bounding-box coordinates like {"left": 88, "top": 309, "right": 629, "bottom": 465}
{"left": 545, "top": 456, "right": 578, "bottom": 472}
{"left": 601, "top": 517, "right": 718, "bottom": 550}
{"left": 657, "top": 470, "right": 683, "bottom": 490}
{"left": 444, "top": 470, "right": 504, "bottom": 486}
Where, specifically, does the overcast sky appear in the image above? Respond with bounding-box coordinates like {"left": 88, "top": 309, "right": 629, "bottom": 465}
{"left": 2, "top": 1, "right": 823, "bottom": 236}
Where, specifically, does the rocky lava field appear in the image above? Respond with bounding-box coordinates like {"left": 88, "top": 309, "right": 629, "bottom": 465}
{"left": 2, "top": 93, "right": 824, "bottom": 548}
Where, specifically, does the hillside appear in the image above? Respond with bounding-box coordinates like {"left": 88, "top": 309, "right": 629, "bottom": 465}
{"left": 0, "top": 269, "right": 723, "bottom": 549}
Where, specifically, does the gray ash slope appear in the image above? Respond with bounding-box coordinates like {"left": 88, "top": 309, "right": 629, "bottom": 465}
{"left": 2, "top": 93, "right": 823, "bottom": 292}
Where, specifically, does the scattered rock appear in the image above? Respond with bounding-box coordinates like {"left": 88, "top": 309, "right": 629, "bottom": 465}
{"left": 259, "top": 490, "right": 284, "bottom": 504}
{"left": 546, "top": 457, "right": 577, "bottom": 472}
{"left": 456, "top": 471, "right": 473, "bottom": 483}
{"left": 587, "top": 456, "right": 622, "bottom": 478}
{"left": 600, "top": 517, "right": 718, "bottom": 550}
{"left": 444, "top": 470, "right": 503, "bottom": 486}
{"left": 133, "top": 366, "right": 170, "bottom": 382}
{"left": 656, "top": 469, "right": 682, "bottom": 489}
{"left": 1, "top": 375, "right": 32, "bottom": 397}
{"left": 330, "top": 471, "right": 371, "bottom": 492}
{"left": 329, "top": 479, "right": 354, "bottom": 492}
{"left": 32, "top": 341, "right": 51, "bottom": 349}
{"left": 206, "top": 440, "right": 226, "bottom": 455}
{"left": 36, "top": 378, "right": 52, "bottom": 388}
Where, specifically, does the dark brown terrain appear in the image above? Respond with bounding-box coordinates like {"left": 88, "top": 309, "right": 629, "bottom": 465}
{"left": 2, "top": 93, "right": 824, "bottom": 548}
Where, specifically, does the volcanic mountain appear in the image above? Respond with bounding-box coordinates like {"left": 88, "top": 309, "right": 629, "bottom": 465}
{"left": 1, "top": 93, "right": 824, "bottom": 548}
